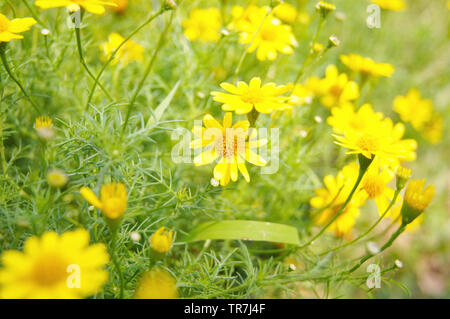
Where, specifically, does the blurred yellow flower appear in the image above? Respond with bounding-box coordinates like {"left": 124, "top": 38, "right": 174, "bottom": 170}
{"left": 110, "top": 0, "right": 128, "bottom": 14}
{"left": 315, "top": 1, "right": 336, "bottom": 17}
{"left": 80, "top": 182, "right": 127, "bottom": 220}
{"left": 422, "top": 113, "right": 443, "bottom": 144}
{"left": 273, "top": 2, "right": 298, "bottom": 23}
{"left": 191, "top": 113, "right": 267, "bottom": 186}
{"left": 46, "top": 169, "right": 69, "bottom": 188}
{"left": 288, "top": 84, "right": 313, "bottom": 106}
{"left": 35, "top": 0, "right": 117, "bottom": 14}
{"left": 393, "top": 88, "right": 433, "bottom": 131}
{"left": 401, "top": 179, "right": 434, "bottom": 225}
{"left": 228, "top": 5, "right": 266, "bottom": 32}
{"left": 150, "top": 227, "right": 174, "bottom": 253}
{"left": 307, "top": 65, "right": 359, "bottom": 108}
{"left": 100, "top": 33, "right": 144, "bottom": 66}
{"left": 134, "top": 268, "right": 178, "bottom": 299}
{"left": 310, "top": 162, "right": 367, "bottom": 238}
{"left": 211, "top": 77, "right": 292, "bottom": 114}
{"left": 340, "top": 53, "right": 394, "bottom": 78}
{"left": 327, "top": 103, "right": 384, "bottom": 134}
{"left": 182, "top": 8, "right": 222, "bottom": 43}
{"left": 0, "top": 229, "right": 109, "bottom": 298}
{"left": 0, "top": 14, "right": 36, "bottom": 42}
{"left": 372, "top": 0, "right": 406, "bottom": 11}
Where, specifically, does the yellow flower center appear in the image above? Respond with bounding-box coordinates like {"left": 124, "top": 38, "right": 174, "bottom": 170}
{"left": 241, "top": 88, "right": 264, "bottom": 105}
{"left": 356, "top": 134, "right": 379, "bottom": 154}
{"left": 330, "top": 84, "right": 343, "bottom": 97}
{"left": 363, "top": 176, "right": 385, "bottom": 198}
{"left": 32, "top": 254, "right": 68, "bottom": 287}
{"left": 0, "top": 15, "right": 10, "bottom": 33}
{"left": 260, "top": 26, "right": 277, "bottom": 42}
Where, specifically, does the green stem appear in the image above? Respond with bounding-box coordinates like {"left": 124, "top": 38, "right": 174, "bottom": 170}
{"left": 299, "top": 154, "right": 373, "bottom": 248}
{"left": 110, "top": 228, "right": 125, "bottom": 298}
{"left": 0, "top": 45, "right": 41, "bottom": 113}
{"left": 74, "top": 24, "right": 112, "bottom": 101}
{"left": 0, "top": 111, "right": 7, "bottom": 174}
{"left": 85, "top": 8, "right": 166, "bottom": 110}
{"left": 319, "top": 189, "right": 401, "bottom": 256}
{"left": 292, "top": 16, "right": 325, "bottom": 86}
{"left": 22, "top": 0, "right": 46, "bottom": 27}
{"left": 345, "top": 224, "right": 406, "bottom": 275}
{"left": 121, "top": 13, "right": 173, "bottom": 134}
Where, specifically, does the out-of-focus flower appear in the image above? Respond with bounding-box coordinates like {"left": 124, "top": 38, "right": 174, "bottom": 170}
{"left": 273, "top": 2, "right": 298, "bottom": 23}
{"left": 231, "top": 5, "right": 297, "bottom": 61}
{"left": 35, "top": 0, "right": 117, "bottom": 14}
{"left": 315, "top": 1, "right": 336, "bottom": 18}
{"left": 327, "top": 103, "right": 383, "bottom": 134}
{"left": 393, "top": 89, "right": 433, "bottom": 131}
{"left": 110, "top": 0, "right": 128, "bottom": 14}
{"left": 422, "top": 113, "right": 443, "bottom": 144}
{"left": 310, "top": 162, "right": 367, "bottom": 238}
{"left": 396, "top": 166, "right": 411, "bottom": 190}
{"left": 401, "top": 179, "right": 434, "bottom": 225}
{"left": 100, "top": 33, "right": 144, "bottom": 66}
{"left": 372, "top": 0, "right": 406, "bottom": 11}
{"left": 288, "top": 84, "right": 313, "bottom": 106}
{"left": 150, "top": 227, "right": 174, "bottom": 253}
{"left": 191, "top": 113, "right": 267, "bottom": 186}
{"left": 211, "top": 77, "right": 292, "bottom": 114}
{"left": 0, "top": 229, "right": 109, "bottom": 298}
{"left": 340, "top": 53, "right": 394, "bottom": 78}
{"left": 0, "top": 14, "right": 36, "bottom": 43}
{"left": 306, "top": 65, "right": 359, "bottom": 108}
{"left": 134, "top": 268, "right": 178, "bottom": 299}
{"left": 182, "top": 8, "right": 222, "bottom": 43}
{"left": 80, "top": 182, "right": 127, "bottom": 220}
{"left": 35, "top": 116, "right": 55, "bottom": 140}
{"left": 46, "top": 169, "right": 69, "bottom": 188}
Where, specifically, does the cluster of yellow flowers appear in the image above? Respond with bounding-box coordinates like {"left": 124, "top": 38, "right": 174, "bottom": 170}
{"left": 393, "top": 88, "right": 443, "bottom": 144}
{"left": 182, "top": 3, "right": 300, "bottom": 61}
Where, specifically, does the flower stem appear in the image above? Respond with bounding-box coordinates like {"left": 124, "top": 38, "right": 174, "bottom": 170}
{"left": 319, "top": 189, "right": 401, "bottom": 256}
{"left": 73, "top": 22, "right": 112, "bottom": 101}
{"left": 122, "top": 12, "right": 174, "bottom": 134}
{"left": 110, "top": 228, "right": 125, "bottom": 298}
{"left": 85, "top": 8, "right": 166, "bottom": 110}
{"left": 299, "top": 154, "right": 373, "bottom": 248}
{"left": 345, "top": 224, "right": 406, "bottom": 275}
{"left": 0, "top": 45, "right": 41, "bottom": 113}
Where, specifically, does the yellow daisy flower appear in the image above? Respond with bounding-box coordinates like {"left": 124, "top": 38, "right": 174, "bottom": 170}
{"left": 182, "top": 8, "right": 222, "bottom": 43}
{"left": 100, "top": 33, "right": 144, "bottom": 66}
{"left": 35, "top": 0, "right": 117, "bottom": 15}
{"left": 273, "top": 2, "right": 298, "bottom": 23}
{"left": 393, "top": 88, "right": 433, "bottom": 131}
{"left": 0, "top": 229, "right": 109, "bottom": 299}
{"left": 191, "top": 112, "right": 267, "bottom": 186}
{"left": 0, "top": 14, "right": 36, "bottom": 43}
{"left": 228, "top": 5, "right": 266, "bottom": 32}
{"left": 361, "top": 160, "right": 398, "bottom": 216}
{"left": 401, "top": 179, "right": 434, "bottom": 225}
{"left": 241, "top": 14, "right": 297, "bottom": 61}
{"left": 134, "top": 268, "right": 178, "bottom": 299}
{"left": 372, "top": 0, "right": 406, "bottom": 11}
{"left": 340, "top": 53, "right": 394, "bottom": 78}
{"left": 34, "top": 116, "right": 55, "bottom": 140}
{"left": 310, "top": 162, "right": 368, "bottom": 238}
{"left": 327, "top": 103, "right": 384, "bottom": 134}
{"left": 306, "top": 65, "right": 359, "bottom": 108}
{"left": 80, "top": 182, "right": 127, "bottom": 220}
{"left": 150, "top": 227, "right": 174, "bottom": 254}
{"left": 333, "top": 115, "right": 417, "bottom": 162}
{"left": 211, "top": 77, "right": 292, "bottom": 114}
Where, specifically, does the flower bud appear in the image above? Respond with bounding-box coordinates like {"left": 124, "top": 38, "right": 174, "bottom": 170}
{"left": 150, "top": 226, "right": 174, "bottom": 253}
{"left": 315, "top": 1, "right": 336, "bottom": 18}
{"left": 46, "top": 169, "right": 69, "bottom": 188}
{"left": 396, "top": 166, "right": 411, "bottom": 191}
{"left": 401, "top": 179, "right": 434, "bottom": 225}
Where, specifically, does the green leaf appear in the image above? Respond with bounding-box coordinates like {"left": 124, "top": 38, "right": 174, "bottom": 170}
{"left": 183, "top": 220, "right": 300, "bottom": 245}
{"left": 146, "top": 80, "right": 180, "bottom": 127}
